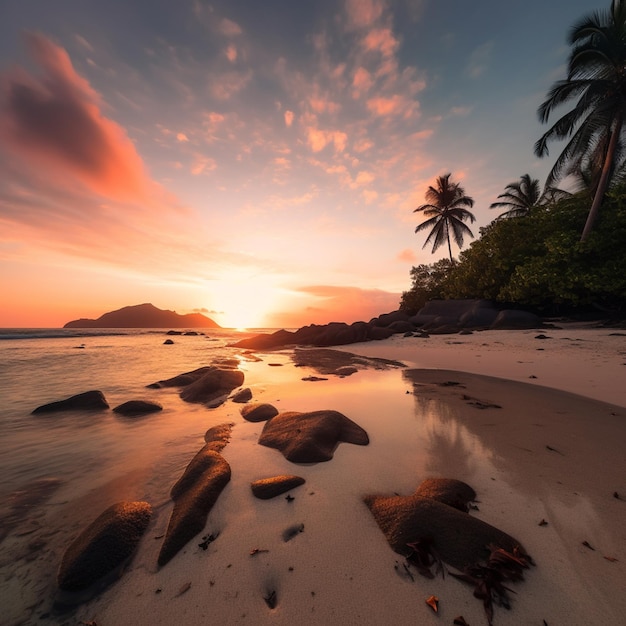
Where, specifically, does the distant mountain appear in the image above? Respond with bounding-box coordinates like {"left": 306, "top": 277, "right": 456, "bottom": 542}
{"left": 63, "top": 303, "right": 221, "bottom": 329}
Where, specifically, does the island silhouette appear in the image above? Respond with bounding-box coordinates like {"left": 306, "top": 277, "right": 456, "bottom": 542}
{"left": 63, "top": 303, "right": 220, "bottom": 329}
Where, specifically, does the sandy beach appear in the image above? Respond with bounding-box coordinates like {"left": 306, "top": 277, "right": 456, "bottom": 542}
{"left": 37, "top": 325, "right": 625, "bottom": 626}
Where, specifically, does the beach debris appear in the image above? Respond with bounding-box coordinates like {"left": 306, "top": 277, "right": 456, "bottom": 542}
{"left": 425, "top": 595, "right": 439, "bottom": 612}
{"left": 258, "top": 409, "right": 369, "bottom": 463}
{"left": 158, "top": 445, "right": 231, "bottom": 566}
{"left": 155, "top": 588, "right": 162, "bottom": 594}
{"left": 175, "top": 582, "right": 191, "bottom": 597}
{"left": 198, "top": 532, "right": 218, "bottom": 550}
{"left": 535, "top": 334, "right": 551, "bottom": 340}
{"left": 393, "top": 560, "right": 415, "bottom": 581}
{"left": 529, "top": 375, "right": 538, "bottom": 379}
{"left": 251, "top": 475, "right": 305, "bottom": 499}
{"left": 453, "top": 617, "right": 470, "bottom": 626}
{"left": 264, "top": 589, "right": 277, "bottom": 609}
{"left": 462, "top": 394, "right": 502, "bottom": 409}
{"left": 582, "top": 540, "right": 595, "bottom": 551}
{"left": 449, "top": 544, "right": 533, "bottom": 626}
{"left": 249, "top": 548, "right": 269, "bottom": 556}
{"left": 406, "top": 538, "right": 444, "bottom": 579}
{"left": 538, "top": 519, "right": 548, "bottom": 526}
{"left": 285, "top": 494, "right": 295, "bottom": 502}
{"left": 545, "top": 445, "right": 564, "bottom": 455}
{"left": 268, "top": 363, "right": 283, "bottom": 367}
{"left": 241, "top": 402, "right": 279, "bottom": 423}
{"left": 57, "top": 501, "right": 152, "bottom": 592}
{"left": 613, "top": 491, "right": 621, "bottom": 500}
{"left": 604, "top": 555, "right": 619, "bottom": 562}
{"left": 302, "top": 376, "right": 328, "bottom": 382}
{"left": 282, "top": 523, "right": 304, "bottom": 542}
{"left": 32, "top": 390, "right": 109, "bottom": 414}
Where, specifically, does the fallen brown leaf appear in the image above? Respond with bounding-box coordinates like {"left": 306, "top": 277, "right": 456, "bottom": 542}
{"left": 425, "top": 594, "right": 439, "bottom": 612}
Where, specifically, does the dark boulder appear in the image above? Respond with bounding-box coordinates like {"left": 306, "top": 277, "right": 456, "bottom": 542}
{"left": 147, "top": 366, "right": 214, "bottom": 389}
{"left": 163, "top": 339, "right": 174, "bottom": 345}
{"left": 180, "top": 368, "right": 245, "bottom": 406}
{"left": 203, "top": 422, "right": 234, "bottom": 452}
{"left": 158, "top": 448, "right": 231, "bottom": 566}
{"left": 241, "top": 403, "right": 279, "bottom": 422}
{"left": 112, "top": 400, "right": 162, "bottom": 416}
{"left": 251, "top": 475, "right": 306, "bottom": 499}
{"left": 231, "top": 388, "right": 252, "bottom": 403}
{"left": 364, "top": 492, "right": 524, "bottom": 571}
{"left": 32, "top": 390, "right": 109, "bottom": 415}
{"left": 413, "top": 478, "right": 476, "bottom": 512}
{"left": 57, "top": 501, "right": 152, "bottom": 591}
{"left": 371, "top": 310, "right": 411, "bottom": 327}
{"left": 491, "top": 309, "right": 542, "bottom": 329}
{"left": 387, "top": 320, "right": 414, "bottom": 333}
{"left": 258, "top": 409, "right": 369, "bottom": 463}
{"left": 367, "top": 326, "right": 395, "bottom": 341}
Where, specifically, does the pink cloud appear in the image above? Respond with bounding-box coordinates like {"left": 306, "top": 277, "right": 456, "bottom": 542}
{"left": 306, "top": 128, "right": 347, "bottom": 153}
{"left": 352, "top": 67, "right": 373, "bottom": 97}
{"left": 345, "top": 0, "right": 385, "bottom": 30}
{"left": 225, "top": 44, "right": 238, "bottom": 62}
{"left": 219, "top": 18, "right": 242, "bottom": 36}
{"left": 0, "top": 32, "right": 153, "bottom": 202}
{"left": 284, "top": 110, "right": 294, "bottom": 127}
{"left": 397, "top": 248, "right": 417, "bottom": 263}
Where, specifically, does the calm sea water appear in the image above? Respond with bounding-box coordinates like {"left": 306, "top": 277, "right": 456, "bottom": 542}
{"left": 0, "top": 327, "right": 274, "bottom": 496}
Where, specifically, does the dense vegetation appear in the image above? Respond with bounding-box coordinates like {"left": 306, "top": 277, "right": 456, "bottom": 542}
{"left": 401, "top": 186, "right": 626, "bottom": 315}
{"left": 404, "top": 1, "right": 626, "bottom": 317}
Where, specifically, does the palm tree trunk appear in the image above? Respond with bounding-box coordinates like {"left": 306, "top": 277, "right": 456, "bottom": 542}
{"left": 446, "top": 222, "right": 453, "bottom": 261}
{"left": 581, "top": 115, "right": 623, "bottom": 242}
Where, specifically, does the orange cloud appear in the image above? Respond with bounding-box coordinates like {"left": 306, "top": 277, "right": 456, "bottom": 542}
{"left": 225, "top": 44, "right": 238, "bottom": 62}
{"left": 268, "top": 285, "right": 401, "bottom": 327}
{"left": 0, "top": 32, "right": 153, "bottom": 202}
{"left": 361, "top": 28, "right": 399, "bottom": 58}
{"left": 306, "top": 128, "right": 347, "bottom": 153}
{"left": 284, "top": 110, "right": 294, "bottom": 127}
{"left": 352, "top": 67, "right": 373, "bottom": 97}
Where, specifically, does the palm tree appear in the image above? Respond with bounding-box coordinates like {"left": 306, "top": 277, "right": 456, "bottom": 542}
{"left": 414, "top": 173, "right": 476, "bottom": 261}
{"left": 534, "top": 0, "right": 626, "bottom": 241}
{"left": 490, "top": 174, "right": 542, "bottom": 218}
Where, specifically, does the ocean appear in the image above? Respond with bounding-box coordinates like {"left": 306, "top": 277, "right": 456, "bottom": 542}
{"left": 0, "top": 327, "right": 282, "bottom": 624}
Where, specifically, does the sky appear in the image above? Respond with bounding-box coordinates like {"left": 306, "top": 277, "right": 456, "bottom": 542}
{"left": 0, "top": 0, "right": 609, "bottom": 329}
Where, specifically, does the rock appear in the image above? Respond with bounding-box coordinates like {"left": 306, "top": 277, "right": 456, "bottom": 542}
{"left": 364, "top": 491, "right": 524, "bottom": 571}
{"left": 166, "top": 330, "right": 183, "bottom": 335}
{"left": 163, "top": 339, "right": 175, "bottom": 345}
{"left": 387, "top": 320, "right": 414, "bottom": 333}
{"left": 180, "top": 368, "right": 245, "bottom": 406}
{"left": 366, "top": 326, "right": 395, "bottom": 340}
{"left": 241, "top": 403, "right": 279, "bottom": 422}
{"left": 371, "top": 310, "right": 411, "bottom": 327}
{"left": 32, "top": 391, "right": 109, "bottom": 415}
{"left": 112, "top": 400, "right": 163, "bottom": 416}
{"left": 413, "top": 478, "right": 476, "bottom": 512}
{"left": 258, "top": 409, "right": 369, "bottom": 463}
{"left": 251, "top": 475, "right": 306, "bottom": 499}
{"left": 148, "top": 366, "right": 214, "bottom": 389}
{"left": 203, "top": 423, "right": 234, "bottom": 452}
{"left": 231, "top": 388, "right": 252, "bottom": 403}
{"left": 183, "top": 331, "right": 199, "bottom": 336}
{"left": 491, "top": 309, "right": 542, "bottom": 329}
{"left": 334, "top": 366, "right": 358, "bottom": 377}
{"left": 57, "top": 501, "right": 152, "bottom": 591}
{"left": 158, "top": 449, "right": 231, "bottom": 566}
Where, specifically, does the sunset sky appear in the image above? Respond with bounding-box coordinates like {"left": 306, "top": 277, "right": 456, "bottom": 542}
{"left": 0, "top": 0, "right": 607, "bottom": 329}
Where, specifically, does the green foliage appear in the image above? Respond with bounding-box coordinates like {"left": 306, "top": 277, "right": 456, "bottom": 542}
{"left": 399, "top": 259, "right": 456, "bottom": 313}
{"left": 401, "top": 188, "right": 626, "bottom": 313}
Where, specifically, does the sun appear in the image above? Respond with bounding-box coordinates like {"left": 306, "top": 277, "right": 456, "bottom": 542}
{"left": 209, "top": 273, "right": 282, "bottom": 329}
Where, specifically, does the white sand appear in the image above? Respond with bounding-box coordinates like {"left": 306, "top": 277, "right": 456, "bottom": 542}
{"left": 73, "top": 327, "right": 626, "bottom": 626}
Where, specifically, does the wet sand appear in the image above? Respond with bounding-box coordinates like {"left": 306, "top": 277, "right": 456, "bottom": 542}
{"left": 24, "top": 327, "right": 626, "bottom": 625}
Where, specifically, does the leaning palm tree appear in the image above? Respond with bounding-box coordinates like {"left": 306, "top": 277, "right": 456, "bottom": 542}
{"left": 414, "top": 173, "right": 476, "bottom": 261}
{"left": 534, "top": 0, "right": 626, "bottom": 241}
{"left": 490, "top": 174, "right": 542, "bottom": 218}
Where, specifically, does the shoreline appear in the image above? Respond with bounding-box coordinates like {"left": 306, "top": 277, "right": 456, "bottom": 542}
{"left": 4, "top": 327, "right": 624, "bottom": 625}
{"left": 67, "top": 329, "right": 626, "bottom": 626}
